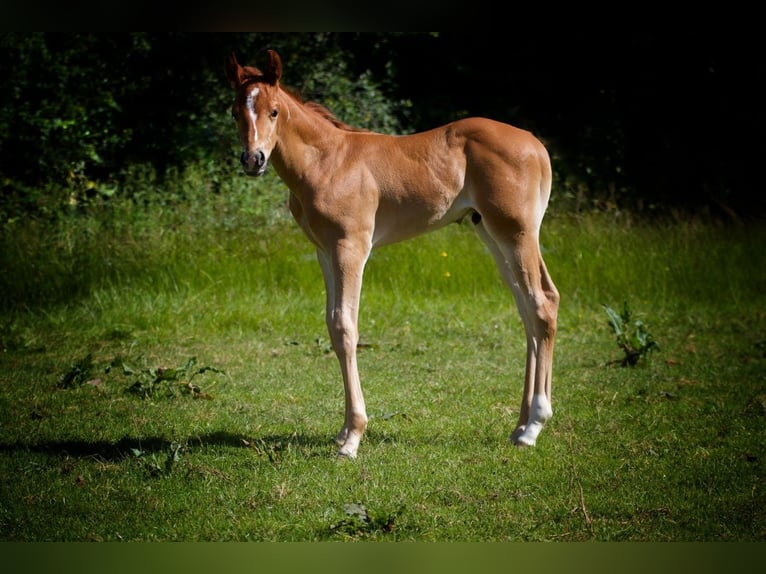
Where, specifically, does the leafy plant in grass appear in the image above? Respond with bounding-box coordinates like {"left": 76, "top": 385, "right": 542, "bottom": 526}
{"left": 603, "top": 302, "right": 659, "bottom": 366}
{"left": 130, "top": 441, "right": 185, "bottom": 478}
{"left": 57, "top": 354, "right": 225, "bottom": 397}
{"left": 57, "top": 354, "right": 95, "bottom": 388}
{"left": 326, "top": 503, "right": 403, "bottom": 539}
{"left": 124, "top": 356, "right": 224, "bottom": 399}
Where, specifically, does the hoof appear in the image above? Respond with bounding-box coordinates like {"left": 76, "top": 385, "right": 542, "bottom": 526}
{"left": 511, "top": 420, "right": 545, "bottom": 447}
{"left": 511, "top": 435, "right": 536, "bottom": 447}
{"left": 511, "top": 395, "right": 551, "bottom": 447}
{"left": 335, "top": 423, "right": 364, "bottom": 457}
{"left": 335, "top": 428, "right": 349, "bottom": 447}
{"left": 336, "top": 448, "right": 358, "bottom": 459}
{"left": 511, "top": 433, "right": 535, "bottom": 447}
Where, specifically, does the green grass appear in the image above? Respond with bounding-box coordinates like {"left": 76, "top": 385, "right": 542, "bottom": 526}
{"left": 1, "top": 203, "right": 765, "bottom": 541}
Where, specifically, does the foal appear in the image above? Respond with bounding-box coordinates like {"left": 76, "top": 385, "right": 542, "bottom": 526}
{"left": 226, "top": 50, "right": 559, "bottom": 458}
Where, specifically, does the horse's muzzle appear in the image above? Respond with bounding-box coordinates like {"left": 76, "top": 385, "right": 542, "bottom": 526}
{"left": 240, "top": 149, "right": 267, "bottom": 176}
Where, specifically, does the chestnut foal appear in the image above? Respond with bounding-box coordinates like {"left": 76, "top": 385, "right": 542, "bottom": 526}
{"left": 226, "top": 50, "right": 559, "bottom": 458}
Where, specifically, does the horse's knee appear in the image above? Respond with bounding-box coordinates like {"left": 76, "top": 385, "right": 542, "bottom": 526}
{"left": 539, "top": 262, "right": 560, "bottom": 327}
{"left": 532, "top": 293, "right": 558, "bottom": 339}
{"left": 328, "top": 314, "right": 358, "bottom": 354}
{"left": 547, "top": 283, "right": 560, "bottom": 311}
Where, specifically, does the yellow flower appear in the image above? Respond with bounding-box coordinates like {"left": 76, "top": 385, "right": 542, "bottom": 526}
{"left": 440, "top": 251, "right": 448, "bottom": 257}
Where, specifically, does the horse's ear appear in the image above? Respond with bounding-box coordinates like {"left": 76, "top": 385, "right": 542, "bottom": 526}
{"left": 226, "top": 52, "right": 244, "bottom": 88}
{"left": 264, "top": 49, "right": 282, "bottom": 85}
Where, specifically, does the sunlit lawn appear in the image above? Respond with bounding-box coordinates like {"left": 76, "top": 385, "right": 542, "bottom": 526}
{"left": 1, "top": 208, "right": 765, "bottom": 541}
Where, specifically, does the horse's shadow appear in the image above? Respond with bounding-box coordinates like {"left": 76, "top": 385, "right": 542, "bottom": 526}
{"left": 0, "top": 430, "right": 334, "bottom": 462}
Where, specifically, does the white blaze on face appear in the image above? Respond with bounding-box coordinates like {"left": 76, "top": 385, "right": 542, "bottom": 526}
{"left": 246, "top": 87, "right": 260, "bottom": 142}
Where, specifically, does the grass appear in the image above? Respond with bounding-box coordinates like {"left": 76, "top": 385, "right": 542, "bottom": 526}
{"left": 1, "top": 199, "right": 765, "bottom": 541}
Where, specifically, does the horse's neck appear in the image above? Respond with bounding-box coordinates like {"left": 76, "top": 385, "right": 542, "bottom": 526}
{"left": 272, "top": 94, "right": 341, "bottom": 186}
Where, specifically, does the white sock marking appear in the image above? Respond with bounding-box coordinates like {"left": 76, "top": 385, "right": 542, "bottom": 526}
{"left": 517, "top": 394, "right": 552, "bottom": 446}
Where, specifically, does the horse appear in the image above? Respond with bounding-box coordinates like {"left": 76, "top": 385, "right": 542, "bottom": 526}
{"left": 226, "top": 49, "right": 559, "bottom": 458}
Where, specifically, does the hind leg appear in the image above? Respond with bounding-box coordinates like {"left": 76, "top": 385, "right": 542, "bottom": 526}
{"left": 511, "top": 252, "right": 558, "bottom": 446}
{"left": 474, "top": 220, "right": 559, "bottom": 446}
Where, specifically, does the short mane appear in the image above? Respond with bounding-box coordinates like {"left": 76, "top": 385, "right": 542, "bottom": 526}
{"left": 240, "top": 65, "right": 368, "bottom": 133}
{"left": 283, "top": 86, "right": 370, "bottom": 133}
{"left": 304, "top": 101, "right": 369, "bottom": 133}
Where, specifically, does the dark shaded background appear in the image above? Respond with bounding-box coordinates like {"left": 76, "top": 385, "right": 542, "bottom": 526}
{"left": 1, "top": 30, "right": 763, "bottom": 219}
{"left": 361, "top": 30, "right": 765, "bottom": 217}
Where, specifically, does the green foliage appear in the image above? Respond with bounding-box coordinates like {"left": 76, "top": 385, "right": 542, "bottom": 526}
{"left": 326, "top": 503, "right": 403, "bottom": 538}
{"left": 57, "top": 354, "right": 95, "bottom": 388}
{"left": 131, "top": 441, "right": 186, "bottom": 478}
{"left": 0, "top": 34, "right": 133, "bottom": 184}
{"left": 297, "top": 60, "right": 407, "bottom": 133}
{"left": 123, "top": 356, "right": 224, "bottom": 399}
{"left": 55, "top": 353, "right": 224, "bottom": 399}
{"left": 603, "top": 302, "right": 658, "bottom": 366}
{"left": 0, "top": 33, "right": 408, "bottom": 222}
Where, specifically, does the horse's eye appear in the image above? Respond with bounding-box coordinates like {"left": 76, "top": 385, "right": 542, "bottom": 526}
{"left": 270, "top": 109, "right": 279, "bottom": 119}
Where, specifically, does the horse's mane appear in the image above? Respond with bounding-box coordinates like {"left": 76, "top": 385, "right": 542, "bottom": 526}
{"left": 303, "top": 100, "right": 370, "bottom": 133}
{"left": 240, "top": 65, "right": 369, "bottom": 133}
{"left": 283, "top": 87, "right": 370, "bottom": 133}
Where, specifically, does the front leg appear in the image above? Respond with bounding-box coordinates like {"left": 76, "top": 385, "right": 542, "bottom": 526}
{"left": 317, "top": 242, "right": 370, "bottom": 458}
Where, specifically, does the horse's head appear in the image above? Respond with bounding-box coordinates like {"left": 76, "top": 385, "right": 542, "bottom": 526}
{"left": 226, "top": 50, "right": 284, "bottom": 176}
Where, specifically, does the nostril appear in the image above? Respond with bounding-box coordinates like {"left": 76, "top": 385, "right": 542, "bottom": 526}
{"left": 240, "top": 150, "right": 267, "bottom": 173}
